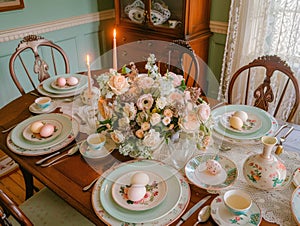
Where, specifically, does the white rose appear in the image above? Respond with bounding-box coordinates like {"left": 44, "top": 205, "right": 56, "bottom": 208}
{"left": 143, "top": 129, "right": 161, "bottom": 147}
{"left": 108, "top": 75, "right": 130, "bottom": 95}
{"left": 150, "top": 113, "right": 161, "bottom": 126}
{"left": 110, "top": 130, "right": 125, "bottom": 143}
{"left": 156, "top": 97, "right": 167, "bottom": 109}
{"left": 162, "top": 116, "right": 171, "bottom": 126}
{"left": 124, "top": 102, "right": 137, "bottom": 120}
{"left": 118, "top": 117, "right": 130, "bottom": 130}
{"left": 136, "top": 76, "right": 154, "bottom": 89}
{"left": 197, "top": 103, "right": 211, "bottom": 122}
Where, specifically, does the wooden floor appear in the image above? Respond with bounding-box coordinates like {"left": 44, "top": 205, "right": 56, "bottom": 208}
{"left": 0, "top": 150, "right": 44, "bottom": 205}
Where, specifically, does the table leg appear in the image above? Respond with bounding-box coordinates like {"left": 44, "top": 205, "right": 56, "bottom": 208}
{"left": 20, "top": 166, "right": 34, "bottom": 200}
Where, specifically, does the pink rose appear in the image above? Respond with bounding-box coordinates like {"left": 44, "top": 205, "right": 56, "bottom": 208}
{"left": 108, "top": 75, "right": 130, "bottom": 95}
{"left": 167, "top": 72, "right": 184, "bottom": 87}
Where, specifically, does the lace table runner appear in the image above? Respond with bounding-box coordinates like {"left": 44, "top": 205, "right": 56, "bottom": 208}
{"left": 206, "top": 138, "right": 300, "bottom": 226}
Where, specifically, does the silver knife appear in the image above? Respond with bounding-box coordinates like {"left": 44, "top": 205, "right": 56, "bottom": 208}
{"left": 176, "top": 195, "right": 211, "bottom": 226}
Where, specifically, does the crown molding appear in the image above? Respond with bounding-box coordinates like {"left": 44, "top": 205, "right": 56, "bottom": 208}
{"left": 0, "top": 9, "right": 115, "bottom": 43}
{"left": 210, "top": 21, "right": 228, "bottom": 35}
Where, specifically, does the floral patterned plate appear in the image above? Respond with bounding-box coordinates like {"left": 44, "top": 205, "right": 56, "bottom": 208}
{"left": 220, "top": 112, "right": 262, "bottom": 134}
{"left": 7, "top": 115, "right": 79, "bottom": 156}
{"left": 211, "top": 195, "right": 262, "bottom": 225}
{"left": 212, "top": 105, "right": 278, "bottom": 140}
{"left": 11, "top": 114, "right": 72, "bottom": 150}
{"left": 185, "top": 154, "right": 238, "bottom": 191}
{"left": 22, "top": 119, "right": 62, "bottom": 143}
{"left": 92, "top": 159, "right": 190, "bottom": 225}
{"left": 291, "top": 186, "right": 300, "bottom": 225}
{"left": 111, "top": 171, "right": 167, "bottom": 211}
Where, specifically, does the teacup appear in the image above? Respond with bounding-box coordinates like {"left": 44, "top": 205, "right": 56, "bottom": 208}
{"left": 224, "top": 189, "right": 252, "bottom": 215}
{"left": 35, "top": 97, "right": 52, "bottom": 109}
{"left": 87, "top": 133, "right": 106, "bottom": 150}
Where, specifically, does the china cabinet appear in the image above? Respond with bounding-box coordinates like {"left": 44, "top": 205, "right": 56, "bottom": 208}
{"left": 114, "top": 0, "right": 212, "bottom": 63}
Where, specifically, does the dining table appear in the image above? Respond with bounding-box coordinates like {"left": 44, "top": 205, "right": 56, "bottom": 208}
{"left": 0, "top": 71, "right": 299, "bottom": 226}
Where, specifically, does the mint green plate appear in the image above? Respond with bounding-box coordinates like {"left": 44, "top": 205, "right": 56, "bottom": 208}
{"left": 11, "top": 113, "right": 72, "bottom": 150}
{"left": 94, "top": 160, "right": 189, "bottom": 224}
{"left": 212, "top": 105, "right": 278, "bottom": 140}
{"left": 42, "top": 74, "right": 87, "bottom": 94}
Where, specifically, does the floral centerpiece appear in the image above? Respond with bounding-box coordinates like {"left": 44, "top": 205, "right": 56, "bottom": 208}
{"left": 96, "top": 54, "right": 213, "bottom": 159}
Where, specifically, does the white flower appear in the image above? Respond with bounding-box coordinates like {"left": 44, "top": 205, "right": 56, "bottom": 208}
{"left": 197, "top": 103, "right": 211, "bottom": 122}
{"left": 111, "top": 130, "right": 125, "bottom": 143}
{"left": 118, "top": 117, "right": 130, "bottom": 130}
{"left": 162, "top": 116, "right": 171, "bottom": 126}
{"left": 167, "top": 91, "right": 185, "bottom": 106}
{"left": 136, "top": 76, "right": 154, "bottom": 90}
{"left": 143, "top": 129, "right": 161, "bottom": 147}
{"left": 124, "top": 102, "right": 137, "bottom": 120}
{"left": 156, "top": 97, "right": 167, "bottom": 109}
{"left": 108, "top": 75, "right": 130, "bottom": 95}
{"left": 150, "top": 113, "right": 161, "bottom": 126}
{"left": 137, "top": 94, "right": 154, "bottom": 111}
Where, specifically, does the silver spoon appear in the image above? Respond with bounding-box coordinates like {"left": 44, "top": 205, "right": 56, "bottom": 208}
{"left": 193, "top": 205, "right": 211, "bottom": 225}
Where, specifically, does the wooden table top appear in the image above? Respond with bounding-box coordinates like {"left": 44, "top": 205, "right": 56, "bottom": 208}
{"left": 0, "top": 92, "right": 278, "bottom": 226}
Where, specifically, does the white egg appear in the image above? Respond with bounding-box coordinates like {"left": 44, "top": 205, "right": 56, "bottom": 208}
{"left": 229, "top": 116, "right": 243, "bottom": 130}
{"left": 30, "top": 121, "right": 44, "bottom": 134}
{"left": 127, "top": 185, "right": 146, "bottom": 201}
{"left": 131, "top": 172, "right": 150, "bottom": 186}
{"left": 66, "top": 76, "right": 79, "bottom": 86}
{"left": 233, "top": 111, "right": 248, "bottom": 122}
{"left": 39, "top": 124, "right": 55, "bottom": 138}
{"left": 56, "top": 77, "right": 66, "bottom": 87}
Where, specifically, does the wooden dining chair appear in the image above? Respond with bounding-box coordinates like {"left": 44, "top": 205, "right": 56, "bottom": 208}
{"left": 227, "top": 55, "right": 300, "bottom": 122}
{"left": 0, "top": 188, "right": 94, "bottom": 226}
{"left": 9, "top": 34, "right": 70, "bottom": 95}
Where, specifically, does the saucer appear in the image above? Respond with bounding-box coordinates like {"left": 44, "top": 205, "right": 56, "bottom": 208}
{"left": 79, "top": 139, "right": 115, "bottom": 159}
{"left": 29, "top": 101, "right": 57, "bottom": 114}
{"left": 211, "top": 195, "right": 262, "bottom": 226}
{"left": 291, "top": 186, "right": 300, "bottom": 225}
{"left": 111, "top": 171, "right": 167, "bottom": 211}
{"left": 292, "top": 168, "right": 300, "bottom": 187}
{"left": 185, "top": 154, "right": 238, "bottom": 190}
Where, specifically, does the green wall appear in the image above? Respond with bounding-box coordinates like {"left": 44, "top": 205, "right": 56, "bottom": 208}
{"left": 0, "top": 0, "right": 113, "bottom": 107}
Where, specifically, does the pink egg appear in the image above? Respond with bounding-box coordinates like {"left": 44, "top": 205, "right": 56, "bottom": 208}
{"left": 39, "top": 124, "right": 55, "bottom": 138}
{"left": 66, "top": 76, "right": 79, "bottom": 86}
{"left": 56, "top": 77, "right": 66, "bottom": 87}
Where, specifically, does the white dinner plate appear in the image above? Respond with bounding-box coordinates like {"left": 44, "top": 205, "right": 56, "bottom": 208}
{"left": 111, "top": 171, "right": 167, "bottom": 211}
{"left": 291, "top": 186, "right": 300, "bottom": 225}
{"left": 29, "top": 101, "right": 57, "bottom": 114}
{"left": 42, "top": 74, "right": 87, "bottom": 94}
{"left": 22, "top": 119, "right": 62, "bottom": 143}
{"left": 220, "top": 111, "right": 262, "bottom": 134}
{"left": 6, "top": 115, "right": 79, "bottom": 156}
{"left": 212, "top": 105, "right": 278, "bottom": 140}
{"left": 185, "top": 153, "right": 238, "bottom": 191}
{"left": 211, "top": 195, "right": 262, "bottom": 225}
{"left": 11, "top": 114, "right": 72, "bottom": 150}
{"left": 92, "top": 159, "right": 190, "bottom": 225}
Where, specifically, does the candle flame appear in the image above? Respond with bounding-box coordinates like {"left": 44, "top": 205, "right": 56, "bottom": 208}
{"left": 86, "top": 54, "right": 90, "bottom": 66}
{"left": 113, "top": 29, "right": 116, "bottom": 39}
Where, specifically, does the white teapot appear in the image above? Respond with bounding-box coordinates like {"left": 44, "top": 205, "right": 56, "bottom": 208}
{"left": 243, "top": 136, "right": 287, "bottom": 190}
